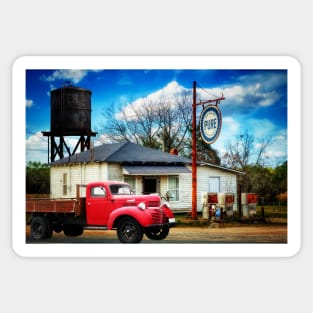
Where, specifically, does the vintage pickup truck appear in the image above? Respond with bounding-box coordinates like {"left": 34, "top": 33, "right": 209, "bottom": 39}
{"left": 26, "top": 181, "right": 175, "bottom": 243}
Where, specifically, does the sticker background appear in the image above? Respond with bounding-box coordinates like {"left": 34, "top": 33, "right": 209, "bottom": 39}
{"left": 3, "top": 1, "right": 308, "bottom": 313}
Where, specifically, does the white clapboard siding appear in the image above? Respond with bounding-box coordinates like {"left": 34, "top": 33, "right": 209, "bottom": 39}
{"left": 135, "top": 176, "right": 143, "bottom": 194}
{"left": 197, "top": 166, "right": 237, "bottom": 211}
{"left": 50, "top": 166, "right": 64, "bottom": 198}
{"left": 174, "top": 173, "right": 192, "bottom": 211}
{"left": 50, "top": 163, "right": 108, "bottom": 198}
{"left": 107, "top": 163, "right": 123, "bottom": 181}
{"left": 159, "top": 176, "right": 168, "bottom": 198}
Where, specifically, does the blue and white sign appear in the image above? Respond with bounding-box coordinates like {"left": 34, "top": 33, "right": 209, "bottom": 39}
{"left": 199, "top": 105, "right": 222, "bottom": 144}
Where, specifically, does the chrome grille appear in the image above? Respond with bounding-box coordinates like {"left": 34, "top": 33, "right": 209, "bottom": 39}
{"left": 150, "top": 209, "right": 162, "bottom": 224}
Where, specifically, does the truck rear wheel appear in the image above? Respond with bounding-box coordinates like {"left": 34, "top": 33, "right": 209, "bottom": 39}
{"left": 145, "top": 225, "right": 169, "bottom": 240}
{"left": 63, "top": 224, "right": 84, "bottom": 237}
{"left": 31, "top": 216, "right": 50, "bottom": 240}
{"left": 117, "top": 217, "right": 143, "bottom": 243}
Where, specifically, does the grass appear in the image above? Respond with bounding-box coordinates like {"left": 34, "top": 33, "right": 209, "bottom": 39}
{"left": 256, "top": 205, "right": 287, "bottom": 218}
{"left": 173, "top": 205, "right": 288, "bottom": 227}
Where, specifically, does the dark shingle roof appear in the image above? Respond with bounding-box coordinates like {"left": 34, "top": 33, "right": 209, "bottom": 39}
{"left": 52, "top": 142, "right": 192, "bottom": 165}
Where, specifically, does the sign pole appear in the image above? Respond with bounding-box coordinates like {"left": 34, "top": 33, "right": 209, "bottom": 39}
{"left": 191, "top": 81, "right": 225, "bottom": 220}
{"left": 192, "top": 81, "right": 197, "bottom": 219}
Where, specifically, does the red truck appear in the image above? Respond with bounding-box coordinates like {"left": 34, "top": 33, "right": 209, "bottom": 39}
{"left": 26, "top": 181, "right": 175, "bottom": 243}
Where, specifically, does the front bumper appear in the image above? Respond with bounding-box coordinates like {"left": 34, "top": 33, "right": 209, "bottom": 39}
{"left": 145, "top": 220, "right": 176, "bottom": 232}
{"left": 168, "top": 217, "right": 176, "bottom": 227}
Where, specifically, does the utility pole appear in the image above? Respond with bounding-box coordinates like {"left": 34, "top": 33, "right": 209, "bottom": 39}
{"left": 191, "top": 81, "right": 225, "bottom": 220}
{"left": 191, "top": 81, "right": 197, "bottom": 219}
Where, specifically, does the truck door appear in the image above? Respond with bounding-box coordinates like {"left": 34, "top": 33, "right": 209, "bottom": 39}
{"left": 86, "top": 185, "right": 111, "bottom": 225}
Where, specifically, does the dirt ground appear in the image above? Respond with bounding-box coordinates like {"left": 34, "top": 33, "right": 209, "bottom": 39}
{"left": 167, "top": 224, "right": 287, "bottom": 243}
{"left": 26, "top": 219, "right": 287, "bottom": 243}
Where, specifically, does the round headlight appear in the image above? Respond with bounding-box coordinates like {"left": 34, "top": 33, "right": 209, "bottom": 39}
{"left": 138, "top": 202, "right": 146, "bottom": 210}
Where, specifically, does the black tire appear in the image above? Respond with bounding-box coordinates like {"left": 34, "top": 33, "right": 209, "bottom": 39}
{"left": 117, "top": 217, "right": 143, "bottom": 243}
{"left": 45, "top": 221, "right": 53, "bottom": 239}
{"left": 53, "top": 223, "right": 63, "bottom": 233}
{"left": 31, "top": 216, "right": 49, "bottom": 240}
{"left": 145, "top": 225, "right": 170, "bottom": 240}
{"left": 63, "top": 224, "right": 84, "bottom": 237}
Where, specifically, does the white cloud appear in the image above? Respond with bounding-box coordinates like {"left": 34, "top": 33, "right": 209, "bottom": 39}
{"left": 118, "top": 78, "right": 283, "bottom": 120}
{"left": 117, "top": 81, "right": 189, "bottom": 119}
{"left": 221, "top": 116, "right": 240, "bottom": 136}
{"left": 26, "top": 132, "right": 49, "bottom": 163}
{"left": 26, "top": 132, "right": 93, "bottom": 163}
{"left": 41, "top": 70, "right": 101, "bottom": 85}
{"left": 222, "top": 83, "right": 281, "bottom": 110}
{"left": 26, "top": 99, "right": 34, "bottom": 107}
{"left": 247, "top": 118, "right": 275, "bottom": 138}
{"left": 138, "top": 80, "right": 188, "bottom": 102}
{"left": 95, "top": 134, "right": 112, "bottom": 145}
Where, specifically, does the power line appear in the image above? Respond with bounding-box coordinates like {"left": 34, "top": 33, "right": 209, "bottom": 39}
{"left": 196, "top": 82, "right": 220, "bottom": 99}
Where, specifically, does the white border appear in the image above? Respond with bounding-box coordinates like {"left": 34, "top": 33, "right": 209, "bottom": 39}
{"left": 12, "top": 56, "right": 301, "bottom": 257}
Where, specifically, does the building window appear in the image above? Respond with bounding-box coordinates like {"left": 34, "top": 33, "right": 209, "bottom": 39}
{"left": 168, "top": 176, "right": 179, "bottom": 201}
{"left": 124, "top": 176, "right": 136, "bottom": 193}
{"left": 209, "top": 176, "right": 220, "bottom": 192}
{"left": 63, "top": 173, "right": 67, "bottom": 195}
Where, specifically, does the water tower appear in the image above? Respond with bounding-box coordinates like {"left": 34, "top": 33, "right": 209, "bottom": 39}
{"left": 42, "top": 83, "right": 97, "bottom": 162}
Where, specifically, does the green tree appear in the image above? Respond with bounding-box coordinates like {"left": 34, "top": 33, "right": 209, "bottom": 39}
{"left": 26, "top": 161, "right": 50, "bottom": 194}
{"left": 271, "top": 161, "right": 287, "bottom": 200}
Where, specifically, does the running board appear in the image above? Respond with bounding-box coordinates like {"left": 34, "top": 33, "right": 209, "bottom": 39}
{"left": 84, "top": 226, "right": 108, "bottom": 231}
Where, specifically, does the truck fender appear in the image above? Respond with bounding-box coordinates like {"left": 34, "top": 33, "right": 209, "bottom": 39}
{"left": 107, "top": 206, "right": 150, "bottom": 230}
{"left": 162, "top": 204, "right": 175, "bottom": 219}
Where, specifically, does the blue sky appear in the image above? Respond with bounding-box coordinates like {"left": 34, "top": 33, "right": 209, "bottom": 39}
{"left": 26, "top": 69, "right": 287, "bottom": 167}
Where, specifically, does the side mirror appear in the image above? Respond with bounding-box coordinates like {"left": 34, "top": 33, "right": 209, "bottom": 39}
{"left": 165, "top": 191, "right": 173, "bottom": 201}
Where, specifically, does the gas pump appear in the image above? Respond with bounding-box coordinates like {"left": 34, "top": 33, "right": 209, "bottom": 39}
{"left": 241, "top": 193, "right": 258, "bottom": 217}
{"left": 216, "top": 193, "right": 234, "bottom": 220}
{"left": 201, "top": 192, "right": 209, "bottom": 219}
{"left": 225, "top": 193, "right": 235, "bottom": 217}
{"left": 207, "top": 192, "right": 218, "bottom": 221}
{"left": 247, "top": 193, "right": 258, "bottom": 216}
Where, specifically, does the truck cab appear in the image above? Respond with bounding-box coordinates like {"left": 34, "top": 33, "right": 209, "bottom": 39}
{"left": 85, "top": 181, "right": 175, "bottom": 242}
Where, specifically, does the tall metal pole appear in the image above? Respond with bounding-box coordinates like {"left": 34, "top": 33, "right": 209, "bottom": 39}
{"left": 191, "top": 81, "right": 197, "bottom": 219}
{"left": 191, "top": 82, "right": 225, "bottom": 219}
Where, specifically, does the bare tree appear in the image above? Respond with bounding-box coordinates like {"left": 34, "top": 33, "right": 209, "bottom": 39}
{"left": 222, "top": 130, "right": 272, "bottom": 192}
{"left": 157, "top": 93, "right": 192, "bottom": 152}
{"left": 100, "top": 92, "right": 192, "bottom": 152}
{"left": 223, "top": 130, "right": 272, "bottom": 169}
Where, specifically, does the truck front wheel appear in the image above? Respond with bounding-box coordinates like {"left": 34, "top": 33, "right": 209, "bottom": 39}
{"left": 117, "top": 217, "right": 143, "bottom": 243}
{"left": 145, "top": 225, "right": 169, "bottom": 240}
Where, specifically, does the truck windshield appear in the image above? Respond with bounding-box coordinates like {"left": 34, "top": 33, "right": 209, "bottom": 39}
{"left": 109, "top": 184, "right": 132, "bottom": 195}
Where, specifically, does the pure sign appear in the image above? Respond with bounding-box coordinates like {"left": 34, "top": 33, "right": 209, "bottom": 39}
{"left": 199, "top": 105, "right": 222, "bottom": 144}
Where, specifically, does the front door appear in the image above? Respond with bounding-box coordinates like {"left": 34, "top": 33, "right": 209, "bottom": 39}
{"left": 86, "top": 185, "right": 110, "bottom": 225}
{"left": 142, "top": 177, "right": 158, "bottom": 194}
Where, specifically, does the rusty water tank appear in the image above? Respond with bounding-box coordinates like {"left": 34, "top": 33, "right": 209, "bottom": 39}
{"left": 50, "top": 86, "right": 92, "bottom": 135}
